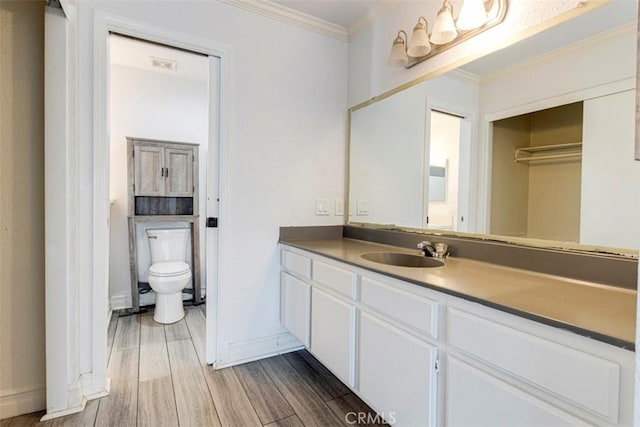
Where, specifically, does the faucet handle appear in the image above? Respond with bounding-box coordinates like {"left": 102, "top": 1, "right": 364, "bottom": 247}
{"left": 434, "top": 242, "right": 448, "bottom": 258}
{"left": 417, "top": 241, "right": 432, "bottom": 250}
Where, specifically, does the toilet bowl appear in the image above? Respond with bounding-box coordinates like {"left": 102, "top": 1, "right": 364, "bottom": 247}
{"left": 146, "top": 228, "right": 192, "bottom": 324}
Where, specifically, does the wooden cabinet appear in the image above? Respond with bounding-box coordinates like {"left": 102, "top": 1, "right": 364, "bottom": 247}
{"left": 359, "top": 311, "right": 438, "bottom": 427}
{"left": 310, "top": 287, "right": 356, "bottom": 387}
{"left": 133, "top": 144, "right": 194, "bottom": 197}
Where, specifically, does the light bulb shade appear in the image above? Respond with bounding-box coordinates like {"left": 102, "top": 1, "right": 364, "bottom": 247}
{"left": 388, "top": 37, "right": 409, "bottom": 66}
{"left": 407, "top": 18, "right": 431, "bottom": 57}
{"left": 430, "top": 2, "right": 458, "bottom": 45}
{"left": 457, "top": 0, "right": 488, "bottom": 31}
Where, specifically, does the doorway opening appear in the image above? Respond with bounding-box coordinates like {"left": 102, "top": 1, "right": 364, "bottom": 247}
{"left": 107, "top": 33, "right": 219, "bottom": 362}
{"left": 424, "top": 109, "right": 469, "bottom": 231}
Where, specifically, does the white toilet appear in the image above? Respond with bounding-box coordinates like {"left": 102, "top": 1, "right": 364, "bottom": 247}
{"left": 146, "top": 228, "right": 192, "bottom": 324}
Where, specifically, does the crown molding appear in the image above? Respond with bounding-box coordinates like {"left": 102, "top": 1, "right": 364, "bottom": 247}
{"left": 448, "top": 68, "right": 482, "bottom": 84}
{"left": 217, "top": 0, "right": 349, "bottom": 42}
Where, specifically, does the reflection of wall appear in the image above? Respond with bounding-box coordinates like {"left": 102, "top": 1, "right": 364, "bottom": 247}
{"left": 491, "top": 116, "right": 530, "bottom": 237}
{"left": 109, "top": 63, "right": 208, "bottom": 309}
{"left": 527, "top": 104, "right": 582, "bottom": 242}
{"left": 490, "top": 104, "right": 582, "bottom": 242}
{"left": 350, "top": 73, "right": 479, "bottom": 229}
{"left": 581, "top": 90, "right": 639, "bottom": 249}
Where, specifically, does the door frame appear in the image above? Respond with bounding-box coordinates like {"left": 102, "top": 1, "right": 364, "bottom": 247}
{"left": 94, "top": 11, "right": 229, "bottom": 361}
{"left": 45, "top": 11, "right": 230, "bottom": 417}
{"left": 423, "top": 98, "right": 475, "bottom": 232}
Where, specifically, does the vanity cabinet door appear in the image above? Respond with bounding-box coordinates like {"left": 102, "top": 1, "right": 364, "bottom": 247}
{"left": 359, "top": 311, "right": 438, "bottom": 427}
{"left": 134, "top": 145, "right": 164, "bottom": 196}
{"left": 445, "top": 356, "right": 589, "bottom": 427}
{"left": 164, "top": 147, "right": 194, "bottom": 197}
{"left": 281, "top": 272, "right": 311, "bottom": 347}
{"left": 310, "top": 287, "right": 355, "bottom": 386}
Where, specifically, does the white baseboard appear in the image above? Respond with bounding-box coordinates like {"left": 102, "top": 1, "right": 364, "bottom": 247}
{"left": 216, "top": 332, "right": 303, "bottom": 369}
{"left": 0, "top": 387, "right": 46, "bottom": 420}
{"left": 109, "top": 294, "right": 131, "bottom": 310}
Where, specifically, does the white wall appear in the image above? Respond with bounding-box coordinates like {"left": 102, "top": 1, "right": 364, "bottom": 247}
{"left": 109, "top": 63, "right": 208, "bottom": 309}
{"left": 73, "top": 0, "right": 348, "bottom": 373}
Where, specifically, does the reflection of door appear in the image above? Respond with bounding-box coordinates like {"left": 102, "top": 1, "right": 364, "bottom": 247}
{"left": 424, "top": 108, "right": 469, "bottom": 231}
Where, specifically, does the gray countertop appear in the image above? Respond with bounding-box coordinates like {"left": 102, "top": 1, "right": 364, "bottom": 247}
{"left": 281, "top": 237, "right": 636, "bottom": 350}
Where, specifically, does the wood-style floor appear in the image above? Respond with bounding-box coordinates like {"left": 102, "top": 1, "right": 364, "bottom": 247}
{"left": 2, "top": 306, "right": 384, "bottom": 427}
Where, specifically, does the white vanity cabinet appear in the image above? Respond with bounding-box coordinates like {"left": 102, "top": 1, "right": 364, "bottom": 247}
{"left": 310, "top": 287, "right": 356, "bottom": 386}
{"left": 279, "top": 245, "right": 634, "bottom": 427}
{"left": 359, "top": 311, "right": 439, "bottom": 426}
{"left": 444, "top": 299, "right": 634, "bottom": 427}
{"left": 280, "top": 272, "right": 311, "bottom": 347}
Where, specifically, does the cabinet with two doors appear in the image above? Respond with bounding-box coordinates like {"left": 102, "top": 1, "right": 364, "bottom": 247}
{"left": 127, "top": 138, "right": 201, "bottom": 312}
{"left": 280, "top": 245, "right": 634, "bottom": 427}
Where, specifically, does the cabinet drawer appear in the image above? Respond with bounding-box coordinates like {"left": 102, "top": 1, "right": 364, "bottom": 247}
{"left": 282, "top": 250, "right": 311, "bottom": 279}
{"left": 360, "top": 276, "right": 439, "bottom": 339}
{"left": 447, "top": 308, "right": 620, "bottom": 422}
{"left": 312, "top": 260, "right": 356, "bottom": 299}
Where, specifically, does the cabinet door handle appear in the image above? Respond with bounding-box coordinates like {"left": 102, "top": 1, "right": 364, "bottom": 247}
{"left": 160, "top": 167, "right": 164, "bottom": 177}
{"left": 165, "top": 167, "right": 169, "bottom": 177}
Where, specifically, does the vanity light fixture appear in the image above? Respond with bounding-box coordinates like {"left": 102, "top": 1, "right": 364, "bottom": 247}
{"left": 457, "top": 0, "right": 488, "bottom": 30}
{"left": 388, "top": 30, "right": 409, "bottom": 66}
{"left": 388, "top": 0, "right": 508, "bottom": 69}
{"left": 408, "top": 17, "right": 431, "bottom": 57}
{"left": 430, "top": 1, "right": 457, "bottom": 45}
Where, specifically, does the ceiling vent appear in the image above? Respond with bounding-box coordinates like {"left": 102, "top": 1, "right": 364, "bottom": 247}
{"left": 150, "top": 57, "right": 178, "bottom": 71}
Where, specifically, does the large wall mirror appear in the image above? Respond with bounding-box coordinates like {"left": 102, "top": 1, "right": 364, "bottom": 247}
{"left": 349, "top": 0, "right": 639, "bottom": 256}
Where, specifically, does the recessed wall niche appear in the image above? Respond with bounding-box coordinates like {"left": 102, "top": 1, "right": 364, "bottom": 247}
{"left": 490, "top": 102, "right": 583, "bottom": 242}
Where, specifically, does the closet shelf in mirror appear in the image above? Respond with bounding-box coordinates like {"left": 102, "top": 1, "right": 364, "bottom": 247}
{"left": 514, "top": 142, "right": 582, "bottom": 163}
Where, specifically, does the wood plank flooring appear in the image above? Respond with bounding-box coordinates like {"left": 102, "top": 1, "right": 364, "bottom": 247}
{"left": 3, "top": 307, "right": 383, "bottom": 426}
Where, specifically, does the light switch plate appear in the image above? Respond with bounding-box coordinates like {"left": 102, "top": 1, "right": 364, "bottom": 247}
{"left": 316, "top": 199, "right": 330, "bottom": 216}
{"left": 335, "top": 199, "right": 344, "bottom": 216}
{"left": 356, "top": 200, "right": 369, "bottom": 216}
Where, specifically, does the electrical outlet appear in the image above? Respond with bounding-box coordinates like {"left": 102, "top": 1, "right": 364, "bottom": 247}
{"left": 315, "top": 199, "right": 330, "bottom": 216}
{"left": 335, "top": 199, "right": 344, "bottom": 216}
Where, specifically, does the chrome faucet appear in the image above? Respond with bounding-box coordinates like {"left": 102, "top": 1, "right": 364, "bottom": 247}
{"left": 418, "top": 241, "right": 448, "bottom": 259}
{"left": 417, "top": 241, "right": 436, "bottom": 257}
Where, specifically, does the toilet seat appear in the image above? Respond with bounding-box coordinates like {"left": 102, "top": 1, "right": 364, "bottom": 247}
{"left": 149, "top": 261, "right": 190, "bottom": 278}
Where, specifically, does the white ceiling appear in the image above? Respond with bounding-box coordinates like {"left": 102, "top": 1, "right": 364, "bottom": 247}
{"left": 110, "top": 34, "right": 209, "bottom": 82}
{"left": 270, "top": 0, "right": 379, "bottom": 28}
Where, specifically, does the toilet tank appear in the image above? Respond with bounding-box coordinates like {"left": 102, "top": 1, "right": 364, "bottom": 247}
{"left": 146, "top": 228, "right": 190, "bottom": 264}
